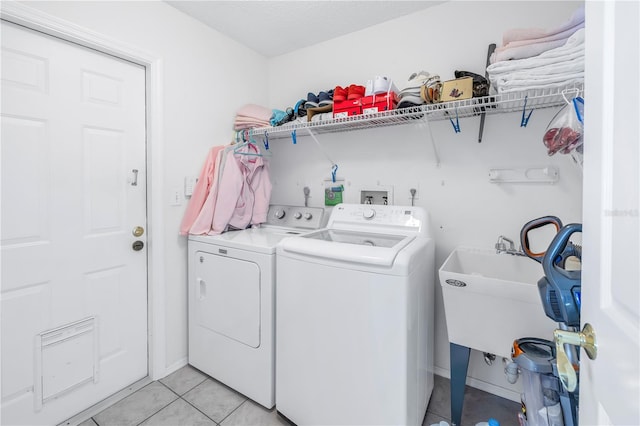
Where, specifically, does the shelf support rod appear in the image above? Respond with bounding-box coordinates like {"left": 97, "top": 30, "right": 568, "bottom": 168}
{"left": 422, "top": 116, "right": 441, "bottom": 167}
{"left": 478, "top": 43, "right": 497, "bottom": 143}
{"left": 306, "top": 128, "right": 336, "bottom": 168}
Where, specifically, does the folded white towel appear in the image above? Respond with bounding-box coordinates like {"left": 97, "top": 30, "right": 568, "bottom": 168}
{"left": 487, "top": 29, "right": 585, "bottom": 94}
{"left": 492, "top": 74, "right": 584, "bottom": 94}
{"left": 489, "top": 59, "right": 584, "bottom": 93}
{"left": 502, "top": 6, "right": 585, "bottom": 45}
{"left": 506, "top": 57, "right": 583, "bottom": 78}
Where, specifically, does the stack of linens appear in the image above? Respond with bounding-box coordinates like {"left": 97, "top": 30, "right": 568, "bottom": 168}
{"left": 490, "top": 7, "right": 584, "bottom": 64}
{"left": 234, "top": 104, "right": 272, "bottom": 130}
{"left": 487, "top": 29, "right": 584, "bottom": 94}
{"left": 486, "top": 7, "right": 585, "bottom": 95}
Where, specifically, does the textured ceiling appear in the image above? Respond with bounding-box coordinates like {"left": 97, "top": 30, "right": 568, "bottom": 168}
{"left": 166, "top": 1, "right": 444, "bottom": 57}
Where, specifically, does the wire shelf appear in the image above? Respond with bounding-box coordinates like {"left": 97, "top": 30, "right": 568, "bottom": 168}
{"left": 248, "top": 84, "right": 584, "bottom": 140}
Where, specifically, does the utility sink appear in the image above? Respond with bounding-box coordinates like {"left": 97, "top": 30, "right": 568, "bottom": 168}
{"left": 439, "top": 246, "right": 557, "bottom": 358}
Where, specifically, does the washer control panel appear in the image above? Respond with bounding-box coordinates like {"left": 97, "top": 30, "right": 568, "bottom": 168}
{"left": 328, "top": 204, "right": 430, "bottom": 237}
{"left": 266, "top": 205, "right": 325, "bottom": 230}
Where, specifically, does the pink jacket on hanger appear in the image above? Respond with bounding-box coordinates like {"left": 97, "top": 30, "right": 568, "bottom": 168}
{"left": 179, "top": 145, "right": 226, "bottom": 236}
{"left": 211, "top": 144, "right": 271, "bottom": 234}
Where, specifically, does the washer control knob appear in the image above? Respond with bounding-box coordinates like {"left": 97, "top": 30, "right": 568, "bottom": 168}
{"left": 304, "top": 213, "right": 313, "bottom": 220}
{"left": 294, "top": 212, "right": 302, "bottom": 219}
{"left": 274, "top": 209, "right": 285, "bottom": 219}
{"left": 363, "top": 208, "right": 376, "bottom": 220}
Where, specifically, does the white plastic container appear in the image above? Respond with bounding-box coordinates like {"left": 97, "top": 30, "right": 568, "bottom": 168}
{"left": 475, "top": 419, "right": 500, "bottom": 426}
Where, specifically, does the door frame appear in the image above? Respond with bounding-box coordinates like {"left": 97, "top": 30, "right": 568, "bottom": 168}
{"left": 1, "top": 1, "right": 167, "bottom": 381}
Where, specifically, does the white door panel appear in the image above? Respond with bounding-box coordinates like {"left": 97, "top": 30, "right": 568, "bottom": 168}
{"left": 1, "top": 21, "right": 147, "bottom": 425}
{"left": 581, "top": 2, "right": 640, "bottom": 425}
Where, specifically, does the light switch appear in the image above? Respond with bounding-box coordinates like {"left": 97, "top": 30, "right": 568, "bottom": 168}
{"left": 185, "top": 176, "right": 197, "bottom": 197}
{"left": 171, "top": 190, "right": 182, "bottom": 206}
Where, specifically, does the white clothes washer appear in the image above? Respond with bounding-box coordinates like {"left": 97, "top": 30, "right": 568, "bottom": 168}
{"left": 276, "top": 203, "right": 435, "bottom": 425}
{"left": 188, "top": 205, "right": 325, "bottom": 409}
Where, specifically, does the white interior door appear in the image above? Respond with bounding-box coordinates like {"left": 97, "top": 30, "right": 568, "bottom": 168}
{"left": 580, "top": 1, "right": 640, "bottom": 425}
{"left": 1, "top": 21, "right": 148, "bottom": 425}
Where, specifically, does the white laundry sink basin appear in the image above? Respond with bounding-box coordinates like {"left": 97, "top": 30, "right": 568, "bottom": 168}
{"left": 439, "top": 246, "right": 557, "bottom": 358}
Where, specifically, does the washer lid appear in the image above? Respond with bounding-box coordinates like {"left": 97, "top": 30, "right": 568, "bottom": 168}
{"left": 279, "top": 229, "right": 414, "bottom": 266}
{"left": 307, "top": 229, "right": 405, "bottom": 248}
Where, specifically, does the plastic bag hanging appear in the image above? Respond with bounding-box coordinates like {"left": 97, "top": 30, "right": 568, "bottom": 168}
{"left": 324, "top": 164, "right": 343, "bottom": 206}
{"left": 542, "top": 97, "right": 584, "bottom": 156}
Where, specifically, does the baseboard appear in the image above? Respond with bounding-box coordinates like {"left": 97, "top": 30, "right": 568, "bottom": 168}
{"left": 434, "top": 366, "right": 520, "bottom": 403}
{"left": 163, "top": 356, "right": 189, "bottom": 378}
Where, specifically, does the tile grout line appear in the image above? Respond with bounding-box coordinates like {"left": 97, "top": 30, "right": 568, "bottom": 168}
{"left": 132, "top": 382, "right": 181, "bottom": 426}
{"left": 216, "top": 399, "right": 249, "bottom": 425}
{"left": 160, "top": 374, "right": 207, "bottom": 397}
{"left": 159, "top": 371, "right": 253, "bottom": 425}
{"left": 178, "top": 394, "right": 224, "bottom": 425}
{"left": 160, "top": 378, "right": 232, "bottom": 425}
{"left": 187, "top": 377, "right": 251, "bottom": 425}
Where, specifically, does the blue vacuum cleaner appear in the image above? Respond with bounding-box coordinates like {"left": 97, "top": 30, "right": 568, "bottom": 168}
{"left": 537, "top": 223, "right": 582, "bottom": 328}
{"left": 520, "top": 217, "right": 582, "bottom": 328}
{"left": 515, "top": 217, "right": 582, "bottom": 426}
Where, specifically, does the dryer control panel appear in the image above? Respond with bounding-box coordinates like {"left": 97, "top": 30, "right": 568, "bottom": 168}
{"left": 265, "top": 205, "right": 326, "bottom": 230}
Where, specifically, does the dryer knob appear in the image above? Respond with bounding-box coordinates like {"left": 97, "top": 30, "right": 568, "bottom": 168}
{"left": 294, "top": 212, "right": 302, "bottom": 219}
{"left": 363, "top": 208, "right": 376, "bottom": 219}
{"left": 274, "top": 209, "right": 286, "bottom": 219}
{"left": 304, "top": 213, "right": 313, "bottom": 220}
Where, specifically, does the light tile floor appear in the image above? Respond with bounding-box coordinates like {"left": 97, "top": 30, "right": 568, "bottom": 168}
{"left": 79, "top": 366, "right": 520, "bottom": 426}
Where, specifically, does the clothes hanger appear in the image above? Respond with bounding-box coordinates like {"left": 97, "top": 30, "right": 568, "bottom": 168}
{"left": 232, "top": 130, "right": 271, "bottom": 158}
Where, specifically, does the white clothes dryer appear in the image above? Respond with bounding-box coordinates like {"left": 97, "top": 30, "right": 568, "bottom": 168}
{"left": 276, "top": 203, "right": 435, "bottom": 425}
{"left": 188, "top": 205, "right": 325, "bottom": 409}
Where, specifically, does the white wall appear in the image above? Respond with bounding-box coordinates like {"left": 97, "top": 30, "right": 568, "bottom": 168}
{"left": 18, "top": 0, "right": 585, "bottom": 402}
{"left": 21, "top": 0, "right": 269, "bottom": 372}
{"left": 266, "top": 1, "right": 584, "bottom": 399}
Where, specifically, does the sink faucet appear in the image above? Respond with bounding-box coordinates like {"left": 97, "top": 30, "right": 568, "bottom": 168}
{"left": 495, "top": 235, "right": 526, "bottom": 256}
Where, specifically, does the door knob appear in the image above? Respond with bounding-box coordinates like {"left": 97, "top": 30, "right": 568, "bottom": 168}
{"left": 132, "top": 226, "right": 144, "bottom": 237}
{"left": 554, "top": 323, "right": 597, "bottom": 392}
{"left": 132, "top": 240, "right": 144, "bottom": 251}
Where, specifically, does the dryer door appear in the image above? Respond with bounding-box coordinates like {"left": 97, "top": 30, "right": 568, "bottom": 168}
{"left": 193, "top": 251, "right": 260, "bottom": 348}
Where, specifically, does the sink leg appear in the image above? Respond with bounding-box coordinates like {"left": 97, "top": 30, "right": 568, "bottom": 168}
{"left": 450, "top": 343, "right": 470, "bottom": 426}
